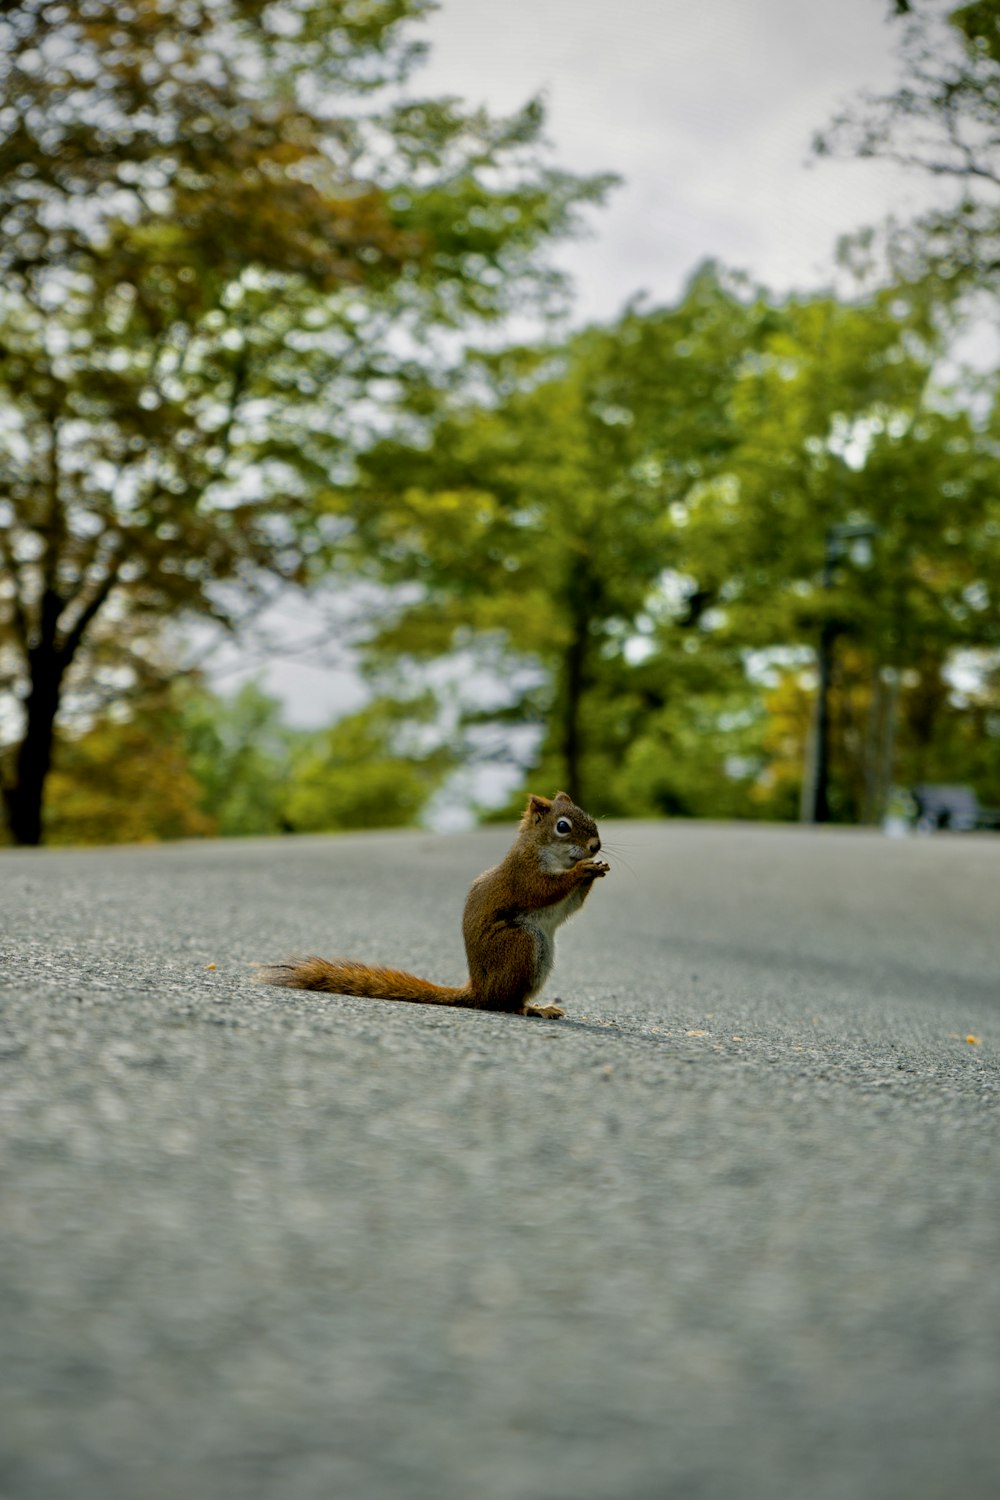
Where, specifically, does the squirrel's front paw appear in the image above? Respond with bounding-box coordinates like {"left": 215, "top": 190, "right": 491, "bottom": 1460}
{"left": 579, "top": 859, "right": 610, "bottom": 878}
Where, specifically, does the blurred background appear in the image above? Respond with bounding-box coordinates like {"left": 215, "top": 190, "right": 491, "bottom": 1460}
{"left": 1, "top": 0, "right": 998, "bottom": 846}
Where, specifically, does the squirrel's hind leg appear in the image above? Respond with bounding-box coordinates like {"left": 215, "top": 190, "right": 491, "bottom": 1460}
{"left": 468, "top": 924, "right": 545, "bottom": 1013}
{"left": 523, "top": 1002, "right": 565, "bottom": 1019}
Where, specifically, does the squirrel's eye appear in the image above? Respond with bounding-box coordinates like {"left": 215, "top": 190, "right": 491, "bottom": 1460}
{"left": 555, "top": 817, "right": 572, "bottom": 835}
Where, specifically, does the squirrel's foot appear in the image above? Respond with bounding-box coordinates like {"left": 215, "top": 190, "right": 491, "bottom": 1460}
{"left": 523, "top": 1002, "right": 565, "bottom": 1019}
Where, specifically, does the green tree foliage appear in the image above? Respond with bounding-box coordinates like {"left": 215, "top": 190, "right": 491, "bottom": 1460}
{"left": 0, "top": 0, "right": 613, "bottom": 845}
{"left": 810, "top": 0, "right": 1000, "bottom": 819}
{"left": 347, "top": 264, "right": 767, "bottom": 809}
{"left": 180, "top": 679, "right": 291, "bottom": 836}
{"left": 815, "top": 0, "right": 1000, "bottom": 291}
{"left": 339, "top": 269, "right": 1000, "bottom": 822}
{"left": 282, "top": 694, "right": 455, "bottom": 832}
{"left": 754, "top": 644, "right": 1000, "bottom": 823}
{"left": 682, "top": 283, "right": 1000, "bottom": 819}
{"left": 896, "top": 655, "right": 1000, "bottom": 805}
{"left": 179, "top": 679, "right": 454, "bottom": 834}
{"left": 30, "top": 679, "right": 454, "bottom": 844}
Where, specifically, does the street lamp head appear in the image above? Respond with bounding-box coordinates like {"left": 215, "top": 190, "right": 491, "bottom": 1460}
{"left": 827, "top": 521, "right": 879, "bottom": 544}
{"left": 824, "top": 521, "right": 880, "bottom": 567}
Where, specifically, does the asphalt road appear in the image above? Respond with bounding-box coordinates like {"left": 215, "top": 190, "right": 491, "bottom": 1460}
{"left": 1, "top": 820, "right": 998, "bottom": 1500}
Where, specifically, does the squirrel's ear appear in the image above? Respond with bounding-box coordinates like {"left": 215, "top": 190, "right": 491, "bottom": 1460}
{"left": 527, "top": 794, "right": 552, "bottom": 823}
{"left": 553, "top": 790, "right": 572, "bottom": 804}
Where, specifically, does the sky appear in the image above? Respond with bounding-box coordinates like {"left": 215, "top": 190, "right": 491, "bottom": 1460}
{"left": 417, "top": 0, "right": 938, "bottom": 323}
{"left": 213, "top": 0, "right": 946, "bottom": 726}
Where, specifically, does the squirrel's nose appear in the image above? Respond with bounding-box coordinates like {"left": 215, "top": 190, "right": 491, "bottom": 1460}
{"left": 588, "top": 837, "right": 601, "bottom": 855}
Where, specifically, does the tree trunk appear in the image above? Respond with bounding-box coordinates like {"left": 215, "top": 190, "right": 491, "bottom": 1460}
{"left": 559, "top": 621, "right": 588, "bottom": 807}
{"left": 862, "top": 665, "right": 900, "bottom": 825}
{"left": 879, "top": 669, "right": 900, "bottom": 815}
{"left": 862, "top": 665, "right": 885, "bottom": 825}
{"left": 3, "top": 646, "right": 65, "bottom": 847}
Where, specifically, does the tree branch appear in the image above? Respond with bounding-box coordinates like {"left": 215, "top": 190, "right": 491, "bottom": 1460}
{"left": 56, "top": 545, "right": 126, "bottom": 667}
{"left": 0, "top": 527, "right": 31, "bottom": 655}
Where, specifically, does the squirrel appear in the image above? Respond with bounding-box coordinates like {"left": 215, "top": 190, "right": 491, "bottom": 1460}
{"left": 261, "top": 790, "right": 609, "bottom": 1019}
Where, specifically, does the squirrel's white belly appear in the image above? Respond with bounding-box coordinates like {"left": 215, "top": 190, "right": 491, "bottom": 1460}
{"left": 517, "top": 888, "right": 587, "bottom": 996}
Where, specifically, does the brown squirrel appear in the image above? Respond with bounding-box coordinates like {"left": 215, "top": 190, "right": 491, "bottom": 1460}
{"left": 262, "top": 790, "right": 609, "bottom": 1019}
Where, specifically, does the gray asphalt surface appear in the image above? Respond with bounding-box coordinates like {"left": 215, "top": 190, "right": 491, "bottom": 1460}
{"left": 1, "top": 820, "right": 998, "bottom": 1500}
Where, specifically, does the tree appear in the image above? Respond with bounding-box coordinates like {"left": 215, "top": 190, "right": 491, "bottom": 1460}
{"left": 679, "top": 283, "right": 1000, "bottom": 821}
{"left": 811, "top": 1, "right": 1000, "bottom": 818}
{"left": 42, "top": 698, "right": 216, "bottom": 845}
{"left": 283, "top": 695, "right": 455, "bottom": 831}
{"left": 35, "top": 678, "right": 464, "bottom": 843}
{"left": 815, "top": 0, "right": 1000, "bottom": 292}
{"left": 338, "top": 271, "right": 1000, "bottom": 824}
{"left": 0, "top": 0, "right": 613, "bottom": 845}
{"left": 180, "top": 679, "right": 454, "bottom": 834}
{"left": 179, "top": 679, "right": 292, "bottom": 837}
{"left": 345, "top": 264, "right": 766, "bottom": 809}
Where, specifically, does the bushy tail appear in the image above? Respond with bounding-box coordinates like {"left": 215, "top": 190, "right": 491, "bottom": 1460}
{"left": 260, "top": 956, "right": 472, "bottom": 1007}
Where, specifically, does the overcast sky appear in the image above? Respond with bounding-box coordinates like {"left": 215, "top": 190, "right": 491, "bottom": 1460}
{"left": 417, "top": 0, "right": 938, "bottom": 321}
{"left": 220, "top": 0, "right": 945, "bottom": 726}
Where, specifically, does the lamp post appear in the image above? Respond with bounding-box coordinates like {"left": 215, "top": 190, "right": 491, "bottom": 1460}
{"left": 804, "top": 522, "right": 878, "bottom": 825}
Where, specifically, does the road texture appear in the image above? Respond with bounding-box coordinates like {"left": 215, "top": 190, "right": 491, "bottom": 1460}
{"left": 1, "top": 820, "right": 998, "bottom": 1500}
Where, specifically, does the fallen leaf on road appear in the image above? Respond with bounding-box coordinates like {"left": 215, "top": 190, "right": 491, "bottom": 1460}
{"left": 686, "top": 1029, "right": 708, "bottom": 1037}
{"left": 965, "top": 1034, "right": 982, "bottom": 1045}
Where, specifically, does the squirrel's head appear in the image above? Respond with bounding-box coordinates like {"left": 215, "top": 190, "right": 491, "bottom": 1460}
{"left": 521, "top": 790, "right": 601, "bottom": 870}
